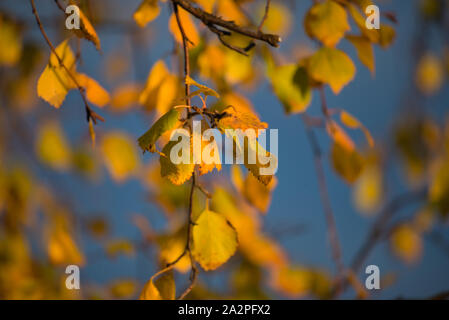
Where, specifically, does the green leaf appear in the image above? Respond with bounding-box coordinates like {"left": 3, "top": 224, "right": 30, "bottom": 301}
{"left": 138, "top": 107, "right": 183, "bottom": 153}
{"left": 269, "top": 64, "right": 312, "bottom": 114}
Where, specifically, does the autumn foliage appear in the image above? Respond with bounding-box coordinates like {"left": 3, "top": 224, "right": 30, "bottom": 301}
{"left": 0, "top": 0, "right": 448, "bottom": 300}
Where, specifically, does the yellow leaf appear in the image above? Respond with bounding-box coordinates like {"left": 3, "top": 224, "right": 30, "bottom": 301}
{"left": 36, "top": 120, "right": 72, "bottom": 171}
{"left": 346, "top": 35, "right": 375, "bottom": 74}
{"left": 340, "top": 110, "right": 374, "bottom": 148}
{"left": 47, "top": 217, "right": 85, "bottom": 266}
{"left": 110, "top": 83, "right": 141, "bottom": 112}
{"left": 258, "top": 2, "right": 291, "bottom": 36}
{"left": 271, "top": 266, "right": 312, "bottom": 298}
{"left": 160, "top": 136, "right": 195, "bottom": 185}
{"left": 326, "top": 121, "right": 355, "bottom": 152}
{"left": 197, "top": 120, "right": 222, "bottom": 176}
{"left": 415, "top": 53, "right": 444, "bottom": 96}
{"left": 157, "top": 228, "right": 191, "bottom": 273}
{"left": 186, "top": 76, "right": 219, "bottom": 98}
{"left": 217, "top": 106, "right": 268, "bottom": 131}
{"left": 133, "top": 0, "right": 160, "bottom": 28}
{"left": 106, "top": 239, "right": 135, "bottom": 258}
{"left": 378, "top": 24, "right": 396, "bottom": 49}
{"left": 140, "top": 269, "right": 175, "bottom": 300}
{"left": 76, "top": 73, "right": 110, "bottom": 107}
{"left": 217, "top": 0, "right": 247, "bottom": 25}
{"left": 101, "top": 132, "right": 140, "bottom": 182}
{"left": 307, "top": 47, "right": 356, "bottom": 94}
{"left": 221, "top": 92, "right": 255, "bottom": 115}
{"left": 139, "top": 60, "right": 179, "bottom": 114}
{"left": 347, "top": 4, "right": 380, "bottom": 43}
{"left": 243, "top": 138, "right": 277, "bottom": 186}
{"left": 429, "top": 158, "right": 449, "bottom": 216}
{"left": 210, "top": 187, "right": 286, "bottom": 269}
{"left": 305, "top": 0, "right": 350, "bottom": 47}
{"left": 140, "top": 278, "right": 162, "bottom": 300}
{"left": 330, "top": 142, "right": 364, "bottom": 184}
{"left": 169, "top": 8, "right": 200, "bottom": 47}
{"left": 230, "top": 164, "right": 245, "bottom": 192}
{"left": 193, "top": 0, "right": 216, "bottom": 12}
{"left": 0, "top": 15, "right": 22, "bottom": 66}
{"left": 156, "top": 74, "right": 180, "bottom": 115}
{"left": 390, "top": 225, "right": 422, "bottom": 264}
{"left": 37, "top": 40, "right": 77, "bottom": 108}
{"left": 73, "top": 8, "right": 101, "bottom": 50}
{"left": 242, "top": 234, "right": 286, "bottom": 268}
{"left": 192, "top": 209, "right": 238, "bottom": 271}
{"left": 243, "top": 172, "right": 277, "bottom": 214}
{"left": 269, "top": 64, "right": 312, "bottom": 114}
{"left": 110, "top": 280, "right": 136, "bottom": 299}
{"left": 198, "top": 44, "right": 226, "bottom": 79}
{"left": 224, "top": 49, "right": 254, "bottom": 84}
{"left": 138, "top": 107, "right": 183, "bottom": 153}
{"left": 353, "top": 165, "right": 383, "bottom": 214}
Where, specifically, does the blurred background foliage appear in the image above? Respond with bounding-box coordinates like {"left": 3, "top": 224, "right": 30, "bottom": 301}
{"left": 0, "top": 0, "right": 448, "bottom": 299}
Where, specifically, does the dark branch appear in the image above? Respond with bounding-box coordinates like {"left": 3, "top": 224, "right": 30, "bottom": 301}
{"left": 172, "top": 0, "right": 281, "bottom": 48}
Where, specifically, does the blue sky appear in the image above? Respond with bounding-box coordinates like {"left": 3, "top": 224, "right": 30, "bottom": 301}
{"left": 3, "top": 0, "right": 449, "bottom": 299}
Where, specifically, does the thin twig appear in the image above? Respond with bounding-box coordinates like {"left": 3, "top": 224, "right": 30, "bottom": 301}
{"left": 301, "top": 113, "right": 345, "bottom": 297}
{"left": 171, "top": 2, "right": 198, "bottom": 299}
{"left": 173, "top": 3, "right": 191, "bottom": 107}
{"left": 30, "top": 0, "right": 103, "bottom": 124}
{"left": 245, "top": 0, "right": 271, "bottom": 51}
{"left": 196, "top": 183, "right": 212, "bottom": 199}
{"left": 207, "top": 24, "right": 249, "bottom": 56}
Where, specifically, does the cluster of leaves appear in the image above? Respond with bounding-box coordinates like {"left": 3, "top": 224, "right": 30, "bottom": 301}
{"left": 0, "top": 0, "right": 449, "bottom": 300}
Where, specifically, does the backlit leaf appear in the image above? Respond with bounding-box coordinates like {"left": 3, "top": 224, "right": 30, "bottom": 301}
{"left": 390, "top": 225, "right": 422, "bottom": 264}
{"left": 0, "top": 15, "right": 22, "bottom": 66}
{"left": 331, "top": 142, "right": 364, "bottom": 184}
{"left": 138, "top": 107, "right": 183, "bottom": 153}
{"left": 192, "top": 209, "right": 238, "bottom": 271}
{"left": 36, "top": 120, "right": 72, "bottom": 171}
{"left": 73, "top": 8, "right": 101, "bottom": 50}
{"left": 169, "top": 7, "right": 200, "bottom": 47}
{"left": 186, "top": 76, "right": 219, "bottom": 98}
{"left": 346, "top": 35, "right": 375, "bottom": 74}
{"left": 160, "top": 136, "right": 195, "bottom": 185}
{"left": 140, "top": 269, "right": 175, "bottom": 300}
{"left": 305, "top": 0, "right": 350, "bottom": 47}
{"left": 101, "top": 132, "right": 140, "bottom": 182}
{"left": 353, "top": 165, "right": 383, "bottom": 214}
{"left": 415, "top": 53, "right": 444, "bottom": 96}
{"left": 217, "top": 106, "right": 268, "bottom": 131}
{"left": 307, "top": 47, "right": 356, "bottom": 94}
{"left": 37, "top": 40, "right": 76, "bottom": 108}
{"left": 133, "top": 0, "right": 160, "bottom": 28}
{"left": 340, "top": 110, "right": 374, "bottom": 148}
{"left": 76, "top": 73, "right": 110, "bottom": 107}
{"left": 269, "top": 64, "right": 312, "bottom": 114}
